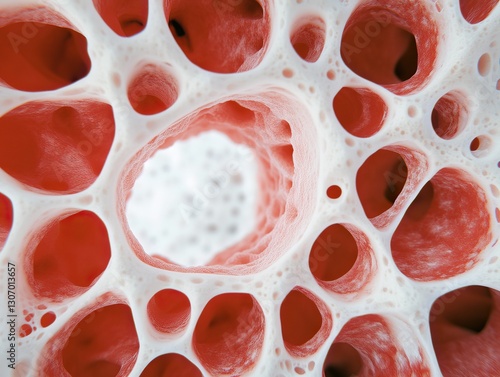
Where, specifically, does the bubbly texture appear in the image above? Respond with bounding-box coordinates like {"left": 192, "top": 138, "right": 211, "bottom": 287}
{"left": 0, "top": 0, "right": 499, "bottom": 376}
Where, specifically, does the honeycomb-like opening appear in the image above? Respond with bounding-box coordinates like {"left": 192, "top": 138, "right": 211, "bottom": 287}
{"left": 147, "top": 289, "right": 191, "bottom": 334}
{"left": 309, "top": 224, "right": 375, "bottom": 295}
{"left": 39, "top": 299, "right": 139, "bottom": 376}
{"left": 470, "top": 134, "right": 494, "bottom": 158}
{"left": 333, "top": 87, "right": 387, "bottom": 138}
{"left": 121, "top": 96, "right": 316, "bottom": 272}
{"left": 93, "top": 0, "right": 148, "bottom": 37}
{"left": 324, "top": 314, "right": 430, "bottom": 375}
{"left": 127, "top": 62, "right": 178, "bottom": 115}
{"left": 459, "top": 0, "right": 499, "bottom": 24}
{"left": 126, "top": 129, "right": 258, "bottom": 266}
{"left": 340, "top": 0, "right": 438, "bottom": 95}
{"left": 326, "top": 185, "right": 342, "bottom": 199}
{"left": 165, "top": 0, "right": 270, "bottom": 73}
{"left": 192, "top": 293, "right": 264, "bottom": 375}
{"left": 0, "top": 0, "right": 498, "bottom": 376}
{"left": 0, "top": 100, "right": 115, "bottom": 194}
{"left": 392, "top": 168, "right": 492, "bottom": 281}
{"left": 280, "top": 287, "right": 332, "bottom": 357}
{"left": 430, "top": 286, "right": 499, "bottom": 376}
{"left": 431, "top": 91, "right": 468, "bottom": 139}
{"left": 290, "top": 15, "right": 326, "bottom": 63}
{"left": 0, "top": 9, "right": 91, "bottom": 92}
{"left": 140, "top": 353, "right": 202, "bottom": 377}
{"left": 357, "top": 149, "right": 408, "bottom": 218}
{"left": 26, "top": 211, "right": 111, "bottom": 301}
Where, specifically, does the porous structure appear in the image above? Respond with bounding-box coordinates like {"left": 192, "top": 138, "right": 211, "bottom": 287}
{"left": 0, "top": 0, "right": 499, "bottom": 376}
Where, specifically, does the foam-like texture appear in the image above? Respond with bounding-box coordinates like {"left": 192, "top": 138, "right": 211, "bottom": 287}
{"left": 0, "top": 0, "right": 499, "bottom": 376}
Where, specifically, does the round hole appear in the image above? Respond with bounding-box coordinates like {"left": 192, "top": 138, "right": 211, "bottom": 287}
{"left": 309, "top": 224, "right": 358, "bottom": 281}
{"left": 283, "top": 68, "right": 294, "bottom": 78}
{"left": 165, "top": 0, "right": 270, "bottom": 73}
{"left": 127, "top": 63, "right": 178, "bottom": 115}
{"left": 333, "top": 87, "right": 387, "bottom": 138}
{"left": 40, "top": 312, "right": 56, "bottom": 328}
{"left": 0, "top": 15, "right": 91, "bottom": 92}
{"left": 470, "top": 137, "right": 480, "bottom": 151}
{"left": 327, "top": 185, "right": 342, "bottom": 199}
{"left": 356, "top": 149, "right": 408, "bottom": 218}
{"left": 470, "top": 135, "right": 492, "bottom": 157}
{"left": 478, "top": 53, "right": 492, "bottom": 76}
{"left": 280, "top": 289, "right": 322, "bottom": 347}
{"left": 391, "top": 168, "right": 491, "bottom": 281}
{"left": 290, "top": 16, "right": 326, "bottom": 63}
{"left": 408, "top": 105, "right": 417, "bottom": 118}
{"left": 340, "top": 2, "right": 438, "bottom": 95}
{"left": 140, "top": 354, "right": 202, "bottom": 377}
{"left": 193, "top": 293, "right": 264, "bottom": 375}
{"left": 431, "top": 91, "right": 468, "bottom": 139}
{"left": 460, "top": 0, "right": 499, "bottom": 24}
{"left": 0, "top": 100, "right": 115, "bottom": 194}
{"left": 147, "top": 289, "right": 191, "bottom": 334}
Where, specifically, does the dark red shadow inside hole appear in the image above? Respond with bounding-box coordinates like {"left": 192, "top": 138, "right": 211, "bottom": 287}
{"left": 0, "top": 22, "right": 90, "bottom": 92}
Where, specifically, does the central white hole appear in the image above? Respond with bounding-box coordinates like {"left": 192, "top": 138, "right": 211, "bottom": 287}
{"left": 126, "top": 130, "right": 258, "bottom": 266}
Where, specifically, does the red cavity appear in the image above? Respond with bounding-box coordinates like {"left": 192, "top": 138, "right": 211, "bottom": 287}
{"left": 432, "top": 91, "right": 468, "bottom": 139}
{"left": 280, "top": 287, "right": 332, "bottom": 357}
{"left": 93, "top": 0, "right": 148, "bottom": 36}
{"left": 55, "top": 304, "right": 139, "bottom": 377}
{"left": 0, "top": 193, "right": 13, "bottom": 251}
{"left": 166, "top": 0, "right": 270, "bottom": 73}
{"left": 290, "top": 16, "right": 326, "bottom": 63}
{"left": 326, "top": 185, "right": 342, "bottom": 199}
{"left": 430, "top": 286, "right": 499, "bottom": 376}
{"left": 341, "top": 1, "right": 438, "bottom": 95}
{"left": 357, "top": 149, "right": 408, "bottom": 218}
{"left": 19, "top": 324, "right": 32, "bottom": 338}
{"left": 193, "top": 293, "right": 264, "bottom": 375}
{"left": 392, "top": 168, "right": 491, "bottom": 281}
{"left": 0, "top": 100, "right": 115, "bottom": 194}
{"left": 140, "top": 354, "right": 202, "bottom": 377}
{"left": 120, "top": 96, "right": 316, "bottom": 274}
{"left": 147, "top": 289, "right": 191, "bottom": 334}
{"left": 309, "top": 224, "right": 358, "bottom": 282}
{"left": 310, "top": 224, "right": 374, "bottom": 295}
{"left": 41, "top": 312, "right": 56, "bottom": 328}
{"left": 324, "top": 314, "right": 430, "bottom": 376}
{"left": 0, "top": 19, "right": 90, "bottom": 92}
{"left": 128, "top": 63, "right": 178, "bottom": 115}
{"left": 459, "top": 0, "right": 499, "bottom": 24}
{"left": 333, "top": 87, "right": 387, "bottom": 138}
{"left": 29, "top": 211, "right": 111, "bottom": 300}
